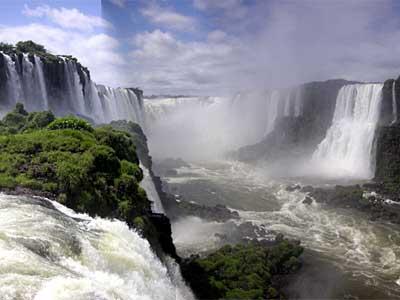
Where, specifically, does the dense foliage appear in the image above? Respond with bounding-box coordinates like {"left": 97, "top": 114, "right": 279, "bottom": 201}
{"left": 0, "top": 42, "right": 14, "bottom": 53}
{"left": 181, "top": 238, "right": 303, "bottom": 300}
{"left": 0, "top": 104, "right": 149, "bottom": 224}
{"left": 109, "top": 120, "right": 152, "bottom": 168}
{"left": 15, "top": 41, "right": 46, "bottom": 54}
{"left": 48, "top": 116, "right": 94, "bottom": 132}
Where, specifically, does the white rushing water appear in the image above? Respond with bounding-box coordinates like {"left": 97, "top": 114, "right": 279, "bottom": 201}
{"left": 140, "top": 164, "right": 165, "bottom": 214}
{"left": 312, "top": 84, "right": 383, "bottom": 179}
{"left": 0, "top": 53, "right": 144, "bottom": 126}
{"left": 0, "top": 193, "right": 193, "bottom": 300}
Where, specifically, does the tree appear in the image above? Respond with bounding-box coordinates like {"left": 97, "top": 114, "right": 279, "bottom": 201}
{"left": 16, "top": 41, "right": 46, "bottom": 54}
{"left": 0, "top": 42, "right": 14, "bottom": 53}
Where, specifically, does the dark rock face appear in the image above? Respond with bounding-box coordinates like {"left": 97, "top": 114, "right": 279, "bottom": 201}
{"left": 148, "top": 213, "right": 180, "bottom": 261}
{"left": 374, "top": 123, "right": 400, "bottom": 198}
{"left": 234, "top": 79, "right": 356, "bottom": 162}
{"left": 380, "top": 77, "right": 400, "bottom": 126}
{"left": 305, "top": 185, "right": 400, "bottom": 224}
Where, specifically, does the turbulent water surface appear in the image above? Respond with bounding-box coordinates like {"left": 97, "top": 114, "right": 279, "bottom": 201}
{"left": 166, "top": 161, "right": 400, "bottom": 299}
{"left": 0, "top": 193, "right": 192, "bottom": 300}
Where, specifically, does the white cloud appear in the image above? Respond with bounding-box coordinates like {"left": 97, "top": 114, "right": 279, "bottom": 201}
{"left": 193, "top": 0, "right": 247, "bottom": 19}
{"left": 128, "top": 1, "right": 400, "bottom": 95}
{"left": 130, "top": 29, "right": 240, "bottom": 94}
{"left": 22, "top": 5, "right": 110, "bottom": 32}
{"left": 0, "top": 23, "right": 125, "bottom": 87}
{"left": 141, "top": 4, "right": 196, "bottom": 31}
{"left": 207, "top": 30, "right": 227, "bottom": 42}
{"left": 109, "top": 0, "right": 126, "bottom": 8}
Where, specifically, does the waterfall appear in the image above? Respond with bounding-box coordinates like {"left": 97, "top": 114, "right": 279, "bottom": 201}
{"left": 98, "top": 86, "right": 144, "bottom": 125}
{"left": 140, "top": 164, "right": 165, "bottom": 214}
{"left": 392, "top": 80, "right": 397, "bottom": 124}
{"left": 283, "top": 90, "right": 292, "bottom": 116}
{"left": 294, "top": 87, "right": 303, "bottom": 117}
{"left": 0, "top": 53, "right": 145, "bottom": 126}
{"left": 3, "top": 53, "right": 23, "bottom": 105}
{"left": 251, "top": 88, "right": 303, "bottom": 136}
{"left": 264, "top": 90, "right": 282, "bottom": 135}
{"left": 312, "top": 84, "right": 383, "bottom": 179}
{"left": 0, "top": 193, "right": 192, "bottom": 300}
{"left": 33, "top": 55, "right": 49, "bottom": 109}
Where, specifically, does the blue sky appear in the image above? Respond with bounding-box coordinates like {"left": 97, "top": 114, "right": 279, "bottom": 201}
{"left": 0, "top": 0, "right": 400, "bottom": 95}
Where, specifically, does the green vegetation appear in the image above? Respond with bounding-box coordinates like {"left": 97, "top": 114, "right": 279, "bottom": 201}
{"left": 48, "top": 116, "right": 94, "bottom": 132}
{"left": 0, "top": 42, "right": 14, "bottom": 53}
{"left": 0, "top": 104, "right": 150, "bottom": 224}
{"left": 181, "top": 238, "right": 303, "bottom": 300}
{"left": 15, "top": 41, "right": 46, "bottom": 54}
{"left": 0, "top": 40, "right": 86, "bottom": 67}
{"left": 109, "top": 120, "right": 152, "bottom": 168}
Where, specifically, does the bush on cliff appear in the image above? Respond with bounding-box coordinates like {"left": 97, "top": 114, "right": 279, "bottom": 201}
{"left": 181, "top": 238, "right": 303, "bottom": 300}
{"left": 48, "top": 116, "right": 94, "bottom": 132}
{"left": 16, "top": 41, "right": 46, "bottom": 54}
{"left": 0, "top": 104, "right": 150, "bottom": 223}
{"left": 108, "top": 120, "right": 152, "bottom": 168}
{"left": 0, "top": 42, "right": 14, "bottom": 53}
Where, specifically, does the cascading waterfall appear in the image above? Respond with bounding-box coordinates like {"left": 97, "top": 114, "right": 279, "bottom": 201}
{"left": 392, "top": 80, "right": 397, "bottom": 124}
{"left": 98, "top": 85, "right": 144, "bottom": 126}
{"left": 264, "top": 90, "right": 282, "bottom": 135}
{"left": 33, "top": 55, "right": 48, "bottom": 109}
{"left": 3, "top": 53, "right": 23, "bottom": 106}
{"left": 0, "top": 53, "right": 144, "bottom": 126}
{"left": 294, "top": 87, "right": 303, "bottom": 117}
{"left": 0, "top": 193, "right": 192, "bottom": 300}
{"left": 140, "top": 164, "right": 165, "bottom": 214}
{"left": 312, "top": 84, "right": 383, "bottom": 179}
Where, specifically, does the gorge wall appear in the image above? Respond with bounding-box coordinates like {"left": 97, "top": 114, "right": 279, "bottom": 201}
{"left": 1, "top": 42, "right": 400, "bottom": 184}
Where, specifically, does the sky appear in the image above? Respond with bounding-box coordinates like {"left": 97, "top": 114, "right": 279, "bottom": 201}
{"left": 0, "top": 0, "right": 400, "bottom": 95}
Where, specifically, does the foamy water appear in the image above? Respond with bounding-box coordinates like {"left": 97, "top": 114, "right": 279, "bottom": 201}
{"left": 0, "top": 193, "right": 193, "bottom": 300}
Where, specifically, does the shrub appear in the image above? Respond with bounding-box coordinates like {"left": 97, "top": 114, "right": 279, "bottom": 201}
{"left": 90, "top": 145, "right": 120, "bottom": 176}
{"left": 48, "top": 117, "right": 94, "bottom": 132}
{"left": 121, "top": 160, "right": 143, "bottom": 181}
{"left": 0, "top": 42, "right": 14, "bottom": 53}
{"left": 182, "top": 240, "right": 303, "bottom": 300}
{"left": 95, "top": 126, "right": 138, "bottom": 163}
{"left": 16, "top": 41, "right": 46, "bottom": 54}
{"left": 24, "top": 111, "right": 55, "bottom": 130}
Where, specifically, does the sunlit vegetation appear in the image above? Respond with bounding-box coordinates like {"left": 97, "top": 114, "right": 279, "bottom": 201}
{"left": 0, "top": 104, "right": 149, "bottom": 224}
{"left": 181, "top": 238, "right": 303, "bottom": 299}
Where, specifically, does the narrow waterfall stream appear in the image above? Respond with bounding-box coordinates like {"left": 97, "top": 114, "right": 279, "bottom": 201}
{"left": 393, "top": 80, "right": 398, "bottom": 124}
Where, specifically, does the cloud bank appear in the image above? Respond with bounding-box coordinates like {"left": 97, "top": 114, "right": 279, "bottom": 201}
{"left": 124, "top": 0, "right": 400, "bottom": 95}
